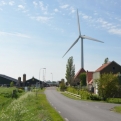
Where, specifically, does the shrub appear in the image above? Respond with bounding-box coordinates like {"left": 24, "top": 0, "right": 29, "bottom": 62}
{"left": 90, "top": 94, "right": 101, "bottom": 101}
{"left": 11, "top": 89, "right": 19, "bottom": 99}
{"left": 10, "top": 81, "right": 14, "bottom": 87}
{"left": 18, "top": 89, "right": 24, "bottom": 93}
{"left": 60, "top": 81, "right": 67, "bottom": 91}
{"left": 106, "top": 98, "right": 121, "bottom": 104}
{"left": 79, "top": 90, "right": 91, "bottom": 100}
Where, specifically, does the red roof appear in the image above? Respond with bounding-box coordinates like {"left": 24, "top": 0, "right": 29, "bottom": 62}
{"left": 95, "top": 62, "right": 111, "bottom": 72}
{"left": 74, "top": 68, "right": 86, "bottom": 79}
{"left": 86, "top": 71, "right": 93, "bottom": 84}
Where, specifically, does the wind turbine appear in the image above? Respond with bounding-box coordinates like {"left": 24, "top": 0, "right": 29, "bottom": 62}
{"left": 62, "top": 9, "right": 104, "bottom": 69}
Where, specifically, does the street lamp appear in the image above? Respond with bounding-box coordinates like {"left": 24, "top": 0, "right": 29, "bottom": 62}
{"left": 51, "top": 73, "right": 53, "bottom": 82}
{"left": 39, "top": 68, "right": 46, "bottom": 81}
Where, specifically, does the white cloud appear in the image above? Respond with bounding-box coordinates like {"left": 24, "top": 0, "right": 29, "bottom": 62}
{"left": 33, "top": 1, "right": 38, "bottom": 6}
{"left": 79, "top": 11, "right": 121, "bottom": 36}
{"left": 108, "top": 28, "right": 121, "bottom": 35}
{"left": 39, "top": 1, "right": 48, "bottom": 11}
{"left": 9, "top": 1, "right": 14, "bottom": 6}
{"left": 54, "top": 8, "right": 58, "bottom": 12}
{"left": 70, "top": 7, "right": 75, "bottom": 13}
{"left": 60, "top": 4, "right": 69, "bottom": 9}
{"left": 0, "top": 31, "right": 30, "bottom": 38}
{"left": 18, "top": 5, "right": 25, "bottom": 10}
{"left": 31, "top": 16, "right": 53, "bottom": 23}
{"left": 0, "top": 1, "right": 6, "bottom": 6}
{"left": 36, "top": 16, "right": 52, "bottom": 22}
{"left": 83, "top": 15, "right": 89, "bottom": 19}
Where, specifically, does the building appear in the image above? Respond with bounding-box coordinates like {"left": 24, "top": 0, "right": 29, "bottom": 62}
{"left": 93, "top": 61, "right": 121, "bottom": 94}
{"left": 0, "top": 74, "right": 18, "bottom": 87}
{"left": 74, "top": 68, "right": 86, "bottom": 82}
{"left": 25, "top": 77, "right": 42, "bottom": 87}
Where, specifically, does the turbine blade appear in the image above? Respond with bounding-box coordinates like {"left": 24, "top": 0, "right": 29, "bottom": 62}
{"left": 81, "top": 35, "right": 104, "bottom": 43}
{"left": 77, "top": 9, "right": 81, "bottom": 36}
{"left": 62, "top": 37, "right": 80, "bottom": 58}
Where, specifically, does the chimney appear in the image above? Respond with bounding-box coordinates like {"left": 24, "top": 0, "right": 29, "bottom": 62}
{"left": 23, "top": 74, "right": 26, "bottom": 87}
{"left": 18, "top": 77, "right": 21, "bottom": 87}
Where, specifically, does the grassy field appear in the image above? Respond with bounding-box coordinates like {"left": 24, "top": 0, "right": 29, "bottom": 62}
{"left": 0, "top": 87, "right": 64, "bottom": 121}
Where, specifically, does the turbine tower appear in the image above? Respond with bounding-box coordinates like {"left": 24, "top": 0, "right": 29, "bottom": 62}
{"left": 62, "top": 9, "right": 104, "bottom": 69}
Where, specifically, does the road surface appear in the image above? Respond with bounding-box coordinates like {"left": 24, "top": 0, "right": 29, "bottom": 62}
{"left": 45, "top": 87, "right": 121, "bottom": 121}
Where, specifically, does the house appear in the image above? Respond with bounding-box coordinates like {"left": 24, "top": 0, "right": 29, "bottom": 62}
{"left": 74, "top": 68, "right": 86, "bottom": 82}
{"left": 93, "top": 61, "right": 121, "bottom": 94}
{"left": 0, "top": 74, "right": 18, "bottom": 87}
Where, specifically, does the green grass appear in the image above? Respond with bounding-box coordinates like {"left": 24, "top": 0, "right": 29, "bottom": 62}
{"left": 107, "top": 98, "right": 121, "bottom": 104}
{"left": 0, "top": 87, "right": 18, "bottom": 111}
{"left": 113, "top": 106, "right": 121, "bottom": 113}
{"left": 0, "top": 89, "right": 64, "bottom": 121}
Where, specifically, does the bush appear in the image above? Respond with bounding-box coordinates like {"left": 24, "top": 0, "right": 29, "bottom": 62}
{"left": 106, "top": 98, "right": 121, "bottom": 104}
{"left": 90, "top": 94, "right": 101, "bottom": 101}
{"left": 60, "top": 82, "right": 67, "bottom": 91}
{"left": 79, "top": 90, "right": 91, "bottom": 100}
{"left": 67, "top": 87, "right": 91, "bottom": 99}
{"left": 18, "top": 89, "right": 24, "bottom": 93}
{"left": 12, "top": 89, "right": 19, "bottom": 99}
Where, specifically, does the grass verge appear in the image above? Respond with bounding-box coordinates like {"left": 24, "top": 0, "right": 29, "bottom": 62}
{"left": 113, "top": 106, "right": 121, "bottom": 113}
{"left": 0, "top": 89, "right": 64, "bottom": 121}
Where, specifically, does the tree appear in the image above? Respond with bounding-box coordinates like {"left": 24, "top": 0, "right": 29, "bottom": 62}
{"left": 96, "top": 73, "right": 120, "bottom": 100}
{"left": 10, "top": 81, "right": 14, "bottom": 87}
{"left": 60, "top": 79, "right": 66, "bottom": 91}
{"left": 104, "top": 57, "right": 109, "bottom": 64}
{"left": 65, "top": 56, "right": 75, "bottom": 86}
{"left": 79, "top": 73, "right": 86, "bottom": 86}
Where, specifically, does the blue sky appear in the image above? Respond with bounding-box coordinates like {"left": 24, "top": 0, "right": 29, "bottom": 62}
{"left": 0, "top": 0, "right": 121, "bottom": 81}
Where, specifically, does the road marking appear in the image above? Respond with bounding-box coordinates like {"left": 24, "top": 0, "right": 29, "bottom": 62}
{"left": 58, "top": 111, "right": 61, "bottom": 114}
{"left": 65, "top": 118, "right": 69, "bottom": 121}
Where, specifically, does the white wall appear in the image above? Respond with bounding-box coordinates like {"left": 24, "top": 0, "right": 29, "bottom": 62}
{"left": 93, "top": 72, "right": 100, "bottom": 94}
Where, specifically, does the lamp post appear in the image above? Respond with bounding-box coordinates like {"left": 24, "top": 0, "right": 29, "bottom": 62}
{"left": 51, "top": 73, "right": 53, "bottom": 82}
{"left": 39, "top": 68, "right": 46, "bottom": 81}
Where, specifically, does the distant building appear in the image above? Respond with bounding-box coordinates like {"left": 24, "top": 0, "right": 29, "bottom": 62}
{"left": 25, "top": 77, "right": 42, "bottom": 87}
{"left": 0, "top": 74, "right": 18, "bottom": 87}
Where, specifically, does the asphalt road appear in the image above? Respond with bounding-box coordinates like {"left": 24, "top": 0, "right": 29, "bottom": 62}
{"left": 45, "top": 87, "right": 121, "bottom": 121}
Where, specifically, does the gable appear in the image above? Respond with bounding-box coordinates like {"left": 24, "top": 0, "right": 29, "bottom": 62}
{"left": 74, "top": 68, "right": 86, "bottom": 80}
{"left": 95, "top": 61, "right": 121, "bottom": 74}
{"left": 86, "top": 72, "right": 93, "bottom": 84}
